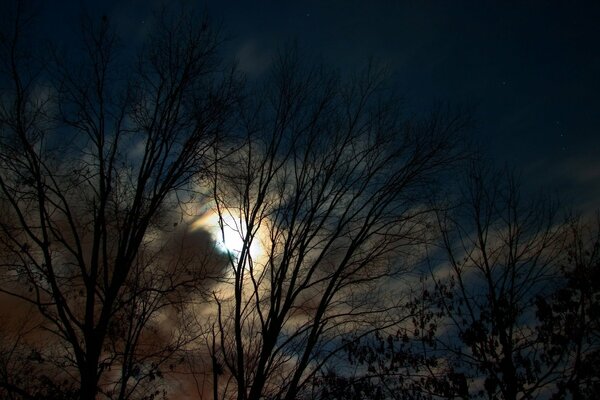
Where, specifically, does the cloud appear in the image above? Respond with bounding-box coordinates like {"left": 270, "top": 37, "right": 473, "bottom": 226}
{"left": 526, "top": 154, "right": 600, "bottom": 214}
{"left": 236, "top": 40, "right": 272, "bottom": 77}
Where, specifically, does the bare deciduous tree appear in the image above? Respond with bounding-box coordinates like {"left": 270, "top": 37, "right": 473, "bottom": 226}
{"left": 204, "top": 50, "right": 468, "bottom": 400}
{"left": 423, "top": 164, "right": 567, "bottom": 399}
{"left": 0, "top": 3, "right": 238, "bottom": 399}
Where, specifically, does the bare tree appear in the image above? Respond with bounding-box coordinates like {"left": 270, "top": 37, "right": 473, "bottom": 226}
{"left": 421, "top": 164, "right": 567, "bottom": 399}
{"left": 0, "top": 3, "right": 237, "bottom": 399}
{"left": 203, "top": 49, "right": 468, "bottom": 400}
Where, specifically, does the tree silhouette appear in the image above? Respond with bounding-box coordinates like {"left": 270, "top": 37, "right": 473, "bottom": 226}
{"left": 402, "top": 164, "right": 578, "bottom": 400}
{"left": 202, "top": 49, "right": 468, "bottom": 400}
{"left": 424, "top": 164, "right": 567, "bottom": 399}
{"left": 537, "top": 217, "right": 600, "bottom": 399}
{"left": 0, "top": 3, "right": 238, "bottom": 399}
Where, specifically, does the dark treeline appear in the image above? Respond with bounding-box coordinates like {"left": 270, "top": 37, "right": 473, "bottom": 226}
{"left": 0, "top": 2, "right": 597, "bottom": 400}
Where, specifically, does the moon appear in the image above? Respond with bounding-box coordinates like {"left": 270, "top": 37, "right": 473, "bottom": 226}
{"left": 192, "top": 210, "right": 263, "bottom": 260}
{"left": 216, "top": 214, "right": 245, "bottom": 255}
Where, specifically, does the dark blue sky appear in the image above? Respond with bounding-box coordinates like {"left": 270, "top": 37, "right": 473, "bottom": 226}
{"left": 39, "top": 1, "right": 600, "bottom": 210}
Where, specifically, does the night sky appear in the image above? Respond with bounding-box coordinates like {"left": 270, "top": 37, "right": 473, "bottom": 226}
{"left": 41, "top": 0, "right": 600, "bottom": 211}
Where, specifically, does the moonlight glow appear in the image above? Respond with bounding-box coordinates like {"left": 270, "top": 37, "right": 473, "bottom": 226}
{"left": 192, "top": 210, "right": 263, "bottom": 260}
{"left": 216, "top": 214, "right": 255, "bottom": 257}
